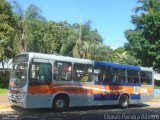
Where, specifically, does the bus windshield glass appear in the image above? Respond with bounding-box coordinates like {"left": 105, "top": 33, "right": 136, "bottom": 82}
{"left": 13, "top": 54, "right": 28, "bottom": 62}
{"left": 12, "top": 63, "right": 28, "bottom": 88}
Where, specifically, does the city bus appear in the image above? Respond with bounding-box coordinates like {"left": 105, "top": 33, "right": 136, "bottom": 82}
{"left": 8, "top": 52, "right": 154, "bottom": 112}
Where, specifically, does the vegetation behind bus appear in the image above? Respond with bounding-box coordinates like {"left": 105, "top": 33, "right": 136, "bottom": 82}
{"left": 125, "top": 0, "right": 160, "bottom": 71}
{"left": 1, "top": 0, "right": 160, "bottom": 82}
{"left": 0, "top": 69, "right": 10, "bottom": 88}
{"left": 0, "top": 69, "right": 10, "bottom": 94}
{"left": 0, "top": 0, "right": 139, "bottom": 68}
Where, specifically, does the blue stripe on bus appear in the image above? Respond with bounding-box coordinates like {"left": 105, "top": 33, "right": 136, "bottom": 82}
{"left": 94, "top": 94, "right": 120, "bottom": 100}
{"left": 94, "top": 94, "right": 141, "bottom": 100}
{"left": 130, "top": 94, "right": 141, "bottom": 100}
{"left": 94, "top": 61, "right": 140, "bottom": 71}
{"left": 94, "top": 81, "right": 141, "bottom": 86}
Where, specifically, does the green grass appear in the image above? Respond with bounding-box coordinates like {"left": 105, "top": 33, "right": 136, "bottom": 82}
{"left": 154, "top": 85, "right": 160, "bottom": 89}
{"left": 0, "top": 88, "right": 8, "bottom": 94}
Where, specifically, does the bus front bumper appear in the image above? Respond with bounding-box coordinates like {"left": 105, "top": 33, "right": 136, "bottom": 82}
{"left": 8, "top": 93, "right": 27, "bottom": 108}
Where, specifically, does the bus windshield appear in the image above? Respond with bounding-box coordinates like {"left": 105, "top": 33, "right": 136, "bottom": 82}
{"left": 12, "top": 63, "right": 28, "bottom": 88}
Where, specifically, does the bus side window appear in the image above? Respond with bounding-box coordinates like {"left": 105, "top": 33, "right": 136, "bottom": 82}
{"left": 140, "top": 71, "right": 152, "bottom": 85}
{"left": 73, "top": 63, "right": 92, "bottom": 82}
{"left": 118, "top": 69, "right": 126, "bottom": 83}
{"left": 104, "top": 67, "right": 112, "bottom": 83}
{"left": 30, "top": 62, "right": 52, "bottom": 85}
{"left": 111, "top": 74, "right": 117, "bottom": 83}
{"left": 110, "top": 68, "right": 126, "bottom": 83}
{"left": 111, "top": 68, "right": 119, "bottom": 83}
{"left": 94, "top": 65, "right": 104, "bottom": 82}
{"left": 127, "top": 70, "right": 140, "bottom": 84}
{"left": 54, "top": 61, "right": 72, "bottom": 81}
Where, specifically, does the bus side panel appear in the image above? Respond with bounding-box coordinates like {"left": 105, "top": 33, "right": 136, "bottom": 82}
{"left": 26, "top": 94, "right": 53, "bottom": 108}
{"left": 69, "top": 94, "right": 119, "bottom": 107}
{"left": 93, "top": 83, "right": 142, "bottom": 104}
{"left": 139, "top": 85, "right": 154, "bottom": 102}
{"left": 27, "top": 85, "right": 54, "bottom": 108}
{"left": 69, "top": 94, "right": 93, "bottom": 107}
{"left": 27, "top": 83, "right": 153, "bottom": 108}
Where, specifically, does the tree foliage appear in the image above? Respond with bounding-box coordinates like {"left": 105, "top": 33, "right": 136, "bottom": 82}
{"left": 113, "top": 47, "right": 139, "bottom": 65}
{"left": 125, "top": 0, "right": 160, "bottom": 70}
{"left": 13, "top": 1, "right": 45, "bottom": 52}
{"left": 71, "top": 22, "right": 103, "bottom": 59}
{"left": 0, "top": 0, "right": 15, "bottom": 61}
{"left": 27, "top": 20, "right": 72, "bottom": 53}
{"left": 0, "top": 0, "right": 138, "bottom": 66}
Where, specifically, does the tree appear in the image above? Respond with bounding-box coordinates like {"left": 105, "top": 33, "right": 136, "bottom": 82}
{"left": 135, "top": 0, "right": 160, "bottom": 13}
{"left": 113, "top": 47, "right": 139, "bottom": 65}
{"left": 0, "top": 0, "right": 15, "bottom": 61}
{"left": 0, "top": 0, "right": 16, "bottom": 87}
{"left": 72, "top": 21, "right": 103, "bottom": 58}
{"left": 125, "top": 0, "right": 160, "bottom": 70}
{"left": 12, "top": 1, "right": 45, "bottom": 52}
{"left": 27, "top": 20, "right": 73, "bottom": 54}
{"left": 79, "top": 41, "right": 112, "bottom": 60}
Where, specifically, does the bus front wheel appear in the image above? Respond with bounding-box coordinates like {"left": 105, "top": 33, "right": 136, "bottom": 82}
{"left": 53, "top": 95, "right": 69, "bottom": 112}
{"left": 119, "top": 95, "right": 129, "bottom": 109}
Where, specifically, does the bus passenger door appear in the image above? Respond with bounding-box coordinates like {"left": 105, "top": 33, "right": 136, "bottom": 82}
{"left": 93, "top": 66, "right": 106, "bottom": 103}
{"left": 27, "top": 60, "right": 53, "bottom": 108}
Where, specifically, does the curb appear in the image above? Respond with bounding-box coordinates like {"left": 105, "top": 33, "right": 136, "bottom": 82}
{"left": 148, "top": 104, "right": 160, "bottom": 108}
{"left": 0, "top": 105, "right": 13, "bottom": 112}
{"left": 144, "top": 102, "right": 160, "bottom": 108}
{"left": 0, "top": 93, "right": 8, "bottom": 95}
{"left": 0, "top": 106, "right": 11, "bottom": 109}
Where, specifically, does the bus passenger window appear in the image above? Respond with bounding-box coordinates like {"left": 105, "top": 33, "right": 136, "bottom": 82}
{"left": 112, "top": 75, "right": 117, "bottom": 83}
{"left": 140, "top": 71, "right": 152, "bottom": 85}
{"left": 30, "top": 62, "right": 52, "bottom": 85}
{"left": 104, "top": 67, "right": 112, "bottom": 83}
{"left": 94, "top": 66, "right": 112, "bottom": 83}
{"left": 94, "top": 66, "right": 104, "bottom": 82}
{"left": 110, "top": 68, "right": 126, "bottom": 83}
{"left": 127, "top": 70, "right": 140, "bottom": 84}
{"left": 73, "top": 63, "right": 93, "bottom": 82}
{"left": 54, "top": 61, "right": 72, "bottom": 81}
{"left": 111, "top": 68, "right": 119, "bottom": 83}
{"left": 118, "top": 69, "right": 126, "bottom": 83}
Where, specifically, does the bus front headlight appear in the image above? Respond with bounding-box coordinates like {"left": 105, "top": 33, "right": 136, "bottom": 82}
{"left": 18, "top": 91, "right": 26, "bottom": 99}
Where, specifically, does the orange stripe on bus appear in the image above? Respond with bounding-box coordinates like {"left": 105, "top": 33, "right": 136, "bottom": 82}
{"left": 28, "top": 84, "right": 153, "bottom": 95}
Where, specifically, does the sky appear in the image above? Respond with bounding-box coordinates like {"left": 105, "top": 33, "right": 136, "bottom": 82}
{"left": 8, "top": 0, "right": 137, "bottom": 48}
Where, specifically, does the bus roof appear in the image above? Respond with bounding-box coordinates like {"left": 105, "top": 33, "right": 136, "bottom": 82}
{"left": 94, "top": 61, "right": 140, "bottom": 71}
{"left": 29, "top": 52, "right": 93, "bottom": 64}
{"left": 18, "top": 52, "right": 153, "bottom": 72}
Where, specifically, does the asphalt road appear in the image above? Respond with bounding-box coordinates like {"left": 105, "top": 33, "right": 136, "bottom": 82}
{"left": 0, "top": 104, "right": 160, "bottom": 120}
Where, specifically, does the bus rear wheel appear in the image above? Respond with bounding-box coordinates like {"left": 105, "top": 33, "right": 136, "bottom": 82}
{"left": 119, "top": 95, "right": 129, "bottom": 109}
{"left": 53, "top": 95, "right": 69, "bottom": 112}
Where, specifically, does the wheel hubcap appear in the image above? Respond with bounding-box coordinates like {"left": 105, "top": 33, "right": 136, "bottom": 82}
{"left": 56, "top": 99, "right": 65, "bottom": 109}
{"left": 121, "top": 99, "right": 127, "bottom": 106}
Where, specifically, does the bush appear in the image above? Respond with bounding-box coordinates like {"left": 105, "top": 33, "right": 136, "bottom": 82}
{"left": 154, "top": 85, "right": 160, "bottom": 89}
{"left": 0, "top": 77, "right": 9, "bottom": 88}
{"left": 0, "top": 70, "right": 10, "bottom": 88}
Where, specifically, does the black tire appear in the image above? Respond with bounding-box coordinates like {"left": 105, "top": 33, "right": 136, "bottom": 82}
{"left": 53, "top": 95, "right": 69, "bottom": 112}
{"left": 119, "top": 95, "right": 129, "bottom": 109}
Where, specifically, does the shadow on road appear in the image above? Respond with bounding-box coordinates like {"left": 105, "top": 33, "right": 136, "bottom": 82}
{"left": 9, "top": 104, "right": 159, "bottom": 120}
{"left": 10, "top": 103, "right": 150, "bottom": 113}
